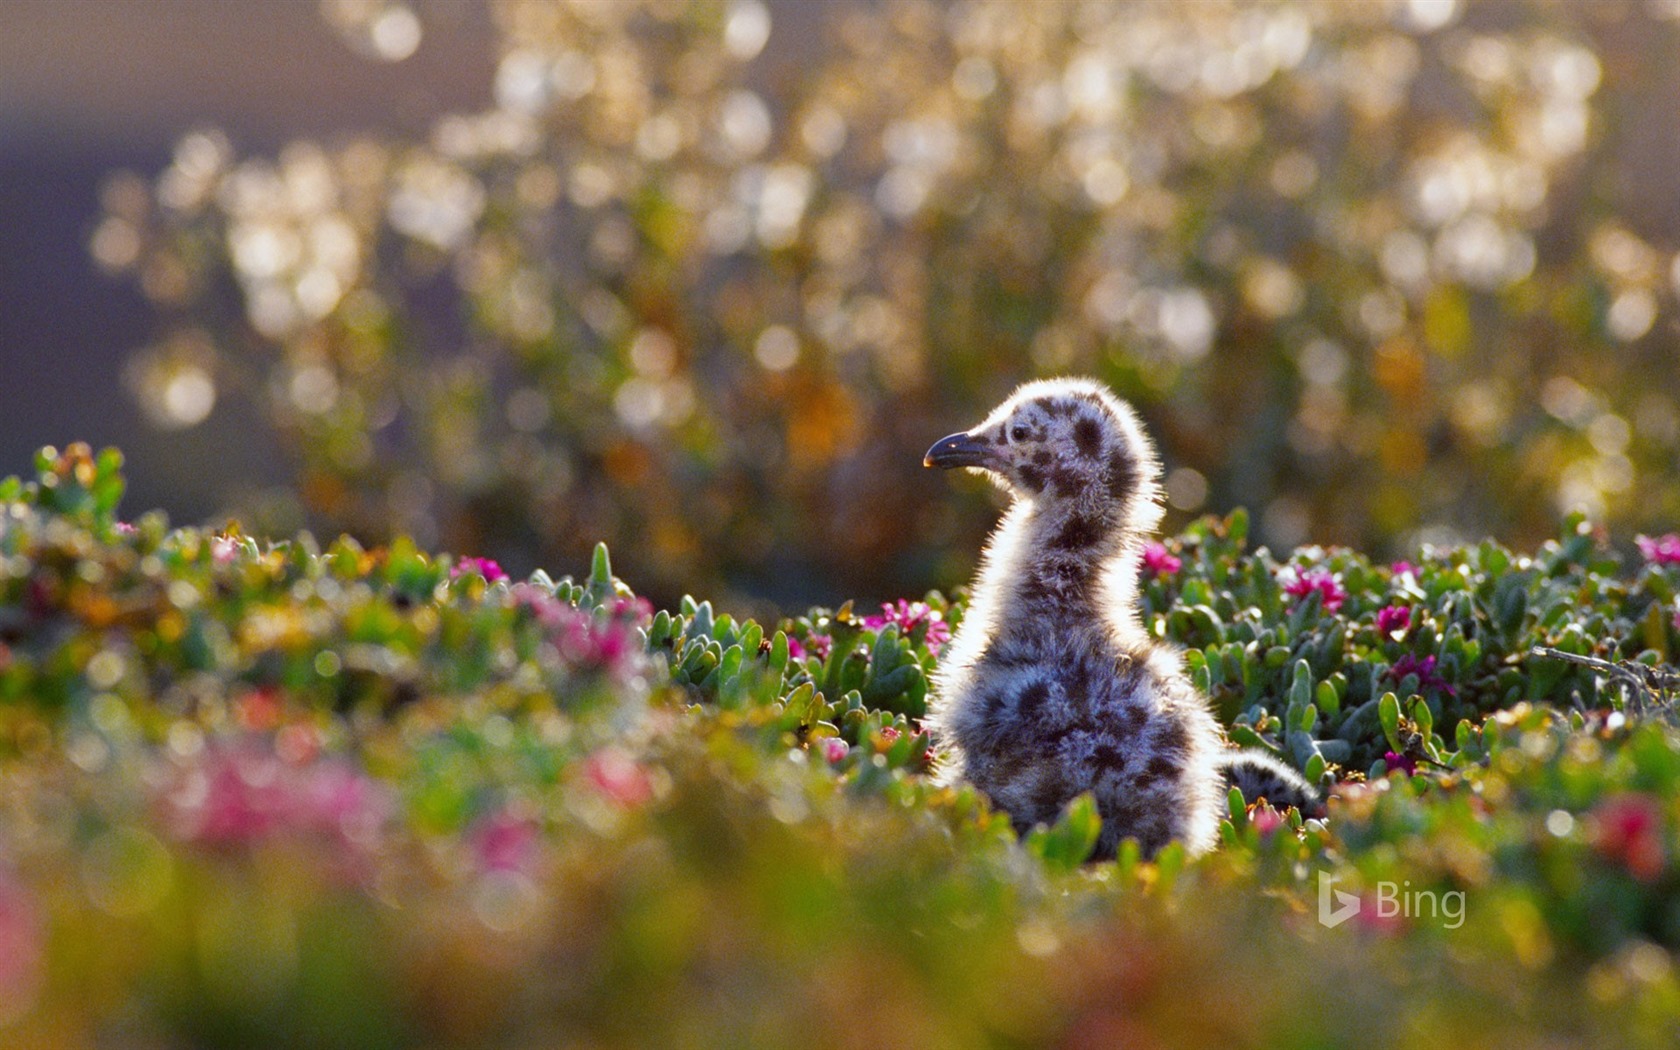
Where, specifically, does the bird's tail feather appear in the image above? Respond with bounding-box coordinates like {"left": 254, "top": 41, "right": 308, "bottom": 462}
{"left": 1216, "top": 749, "right": 1324, "bottom": 818}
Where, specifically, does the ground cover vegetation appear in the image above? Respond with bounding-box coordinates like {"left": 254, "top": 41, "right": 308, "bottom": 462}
{"left": 4, "top": 446, "right": 1680, "bottom": 1047}
{"left": 32, "top": 2, "right": 1680, "bottom": 1043}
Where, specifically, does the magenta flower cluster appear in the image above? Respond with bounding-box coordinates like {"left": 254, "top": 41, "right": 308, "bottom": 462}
{"left": 860, "top": 600, "right": 952, "bottom": 654}
{"left": 510, "top": 584, "right": 649, "bottom": 682}
{"left": 1593, "top": 792, "right": 1667, "bottom": 883}
{"left": 159, "top": 742, "right": 391, "bottom": 855}
{"left": 581, "top": 747, "right": 654, "bottom": 808}
{"left": 1382, "top": 750, "right": 1419, "bottom": 776}
{"left": 1284, "top": 568, "right": 1347, "bottom": 614}
{"left": 818, "top": 737, "right": 849, "bottom": 764}
{"left": 472, "top": 810, "right": 541, "bottom": 874}
{"left": 1141, "top": 541, "right": 1183, "bottom": 577}
{"left": 1387, "top": 653, "right": 1456, "bottom": 696}
{"left": 786, "top": 633, "right": 830, "bottom": 662}
{"left": 452, "top": 556, "right": 509, "bottom": 583}
{"left": 0, "top": 874, "right": 42, "bottom": 1019}
{"left": 1636, "top": 534, "right": 1680, "bottom": 565}
{"left": 211, "top": 535, "right": 242, "bottom": 565}
{"left": 1376, "top": 604, "right": 1412, "bottom": 637}
{"left": 789, "top": 599, "right": 951, "bottom": 663}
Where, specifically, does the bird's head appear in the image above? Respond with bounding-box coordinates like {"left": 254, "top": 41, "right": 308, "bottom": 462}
{"left": 924, "top": 377, "right": 1162, "bottom": 526}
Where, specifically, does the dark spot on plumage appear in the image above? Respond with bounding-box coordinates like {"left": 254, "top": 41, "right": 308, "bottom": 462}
{"left": 1018, "top": 465, "right": 1046, "bottom": 493}
{"left": 978, "top": 748, "right": 1028, "bottom": 790}
{"left": 983, "top": 643, "right": 1034, "bottom": 669}
{"left": 1041, "top": 724, "right": 1079, "bottom": 749}
{"left": 1147, "top": 756, "right": 1179, "bottom": 780}
{"left": 1066, "top": 664, "right": 1094, "bottom": 711}
{"left": 1032, "top": 450, "right": 1051, "bottom": 466}
{"left": 1105, "top": 449, "right": 1137, "bottom": 503}
{"left": 1051, "top": 514, "right": 1103, "bottom": 550}
{"left": 1118, "top": 704, "right": 1146, "bottom": 733}
{"left": 1031, "top": 776, "right": 1069, "bottom": 816}
{"left": 1073, "top": 416, "right": 1103, "bottom": 459}
{"left": 1157, "top": 722, "right": 1188, "bottom": 753}
{"left": 971, "top": 433, "right": 991, "bottom": 445}
{"left": 1022, "top": 566, "right": 1076, "bottom": 603}
{"left": 1092, "top": 743, "right": 1125, "bottom": 769}
{"left": 1016, "top": 680, "right": 1050, "bottom": 721}
{"left": 1049, "top": 467, "right": 1084, "bottom": 497}
{"left": 1018, "top": 576, "right": 1052, "bottom": 603}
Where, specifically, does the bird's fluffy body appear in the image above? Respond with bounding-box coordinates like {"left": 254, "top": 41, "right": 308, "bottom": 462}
{"left": 925, "top": 377, "right": 1310, "bottom": 859}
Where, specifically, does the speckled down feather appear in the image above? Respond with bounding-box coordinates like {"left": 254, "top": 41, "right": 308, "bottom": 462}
{"left": 923, "top": 377, "right": 1317, "bottom": 859}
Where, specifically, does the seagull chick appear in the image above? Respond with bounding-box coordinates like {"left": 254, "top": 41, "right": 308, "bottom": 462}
{"left": 923, "top": 377, "right": 1317, "bottom": 859}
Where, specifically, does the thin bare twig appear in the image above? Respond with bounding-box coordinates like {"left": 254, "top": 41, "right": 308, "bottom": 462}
{"left": 1530, "top": 647, "right": 1680, "bottom": 719}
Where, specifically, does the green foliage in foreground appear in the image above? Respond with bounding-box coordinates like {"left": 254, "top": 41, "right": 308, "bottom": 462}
{"left": 3, "top": 445, "right": 1680, "bottom": 1048}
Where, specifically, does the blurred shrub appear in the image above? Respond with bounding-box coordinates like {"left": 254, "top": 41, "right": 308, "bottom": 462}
{"left": 7, "top": 447, "right": 1680, "bottom": 1046}
{"left": 96, "top": 0, "right": 1680, "bottom": 604}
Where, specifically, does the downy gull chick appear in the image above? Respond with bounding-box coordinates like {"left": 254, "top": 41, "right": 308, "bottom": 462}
{"left": 923, "top": 377, "right": 1317, "bottom": 859}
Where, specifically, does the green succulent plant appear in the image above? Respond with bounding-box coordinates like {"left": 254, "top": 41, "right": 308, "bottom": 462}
{"left": 3, "top": 445, "right": 1680, "bottom": 1048}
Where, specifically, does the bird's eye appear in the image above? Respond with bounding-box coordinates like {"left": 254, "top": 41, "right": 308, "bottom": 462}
{"left": 1010, "top": 425, "right": 1030, "bottom": 443}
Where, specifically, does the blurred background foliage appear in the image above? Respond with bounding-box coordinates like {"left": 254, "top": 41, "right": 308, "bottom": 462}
{"left": 96, "top": 0, "right": 1680, "bottom": 610}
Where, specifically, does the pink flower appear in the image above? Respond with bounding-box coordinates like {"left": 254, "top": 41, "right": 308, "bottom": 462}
{"left": 0, "top": 875, "right": 43, "bottom": 1023}
{"left": 607, "top": 595, "right": 654, "bottom": 625}
{"left": 787, "top": 633, "right": 832, "bottom": 662}
{"left": 1284, "top": 568, "right": 1346, "bottom": 614}
{"left": 1387, "top": 654, "right": 1456, "bottom": 696}
{"left": 1352, "top": 891, "right": 1408, "bottom": 935}
{"left": 818, "top": 737, "right": 849, "bottom": 764}
{"left": 510, "top": 583, "right": 648, "bottom": 682}
{"left": 1636, "top": 534, "right": 1680, "bottom": 566}
{"left": 1375, "top": 605, "right": 1411, "bottom": 637}
{"left": 1383, "top": 750, "right": 1419, "bottom": 777}
{"left": 1592, "top": 793, "right": 1666, "bottom": 882}
{"left": 860, "top": 600, "right": 952, "bottom": 655}
{"left": 114, "top": 521, "right": 137, "bottom": 536}
{"left": 1390, "top": 561, "right": 1417, "bottom": 579}
{"left": 1142, "top": 542, "right": 1183, "bottom": 577}
{"left": 581, "top": 748, "right": 653, "bottom": 808}
{"left": 451, "top": 556, "right": 508, "bottom": 583}
{"left": 160, "top": 743, "right": 390, "bottom": 854}
{"left": 473, "top": 811, "right": 541, "bottom": 873}
{"left": 877, "top": 726, "right": 902, "bottom": 748}
{"left": 1249, "top": 803, "right": 1285, "bottom": 837}
{"left": 211, "top": 535, "right": 241, "bottom": 564}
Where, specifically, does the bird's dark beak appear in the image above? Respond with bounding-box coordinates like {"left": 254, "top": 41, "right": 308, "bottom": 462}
{"left": 924, "top": 432, "right": 992, "bottom": 470}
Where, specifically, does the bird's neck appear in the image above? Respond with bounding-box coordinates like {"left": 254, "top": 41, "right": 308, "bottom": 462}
{"left": 999, "top": 496, "right": 1140, "bottom": 628}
